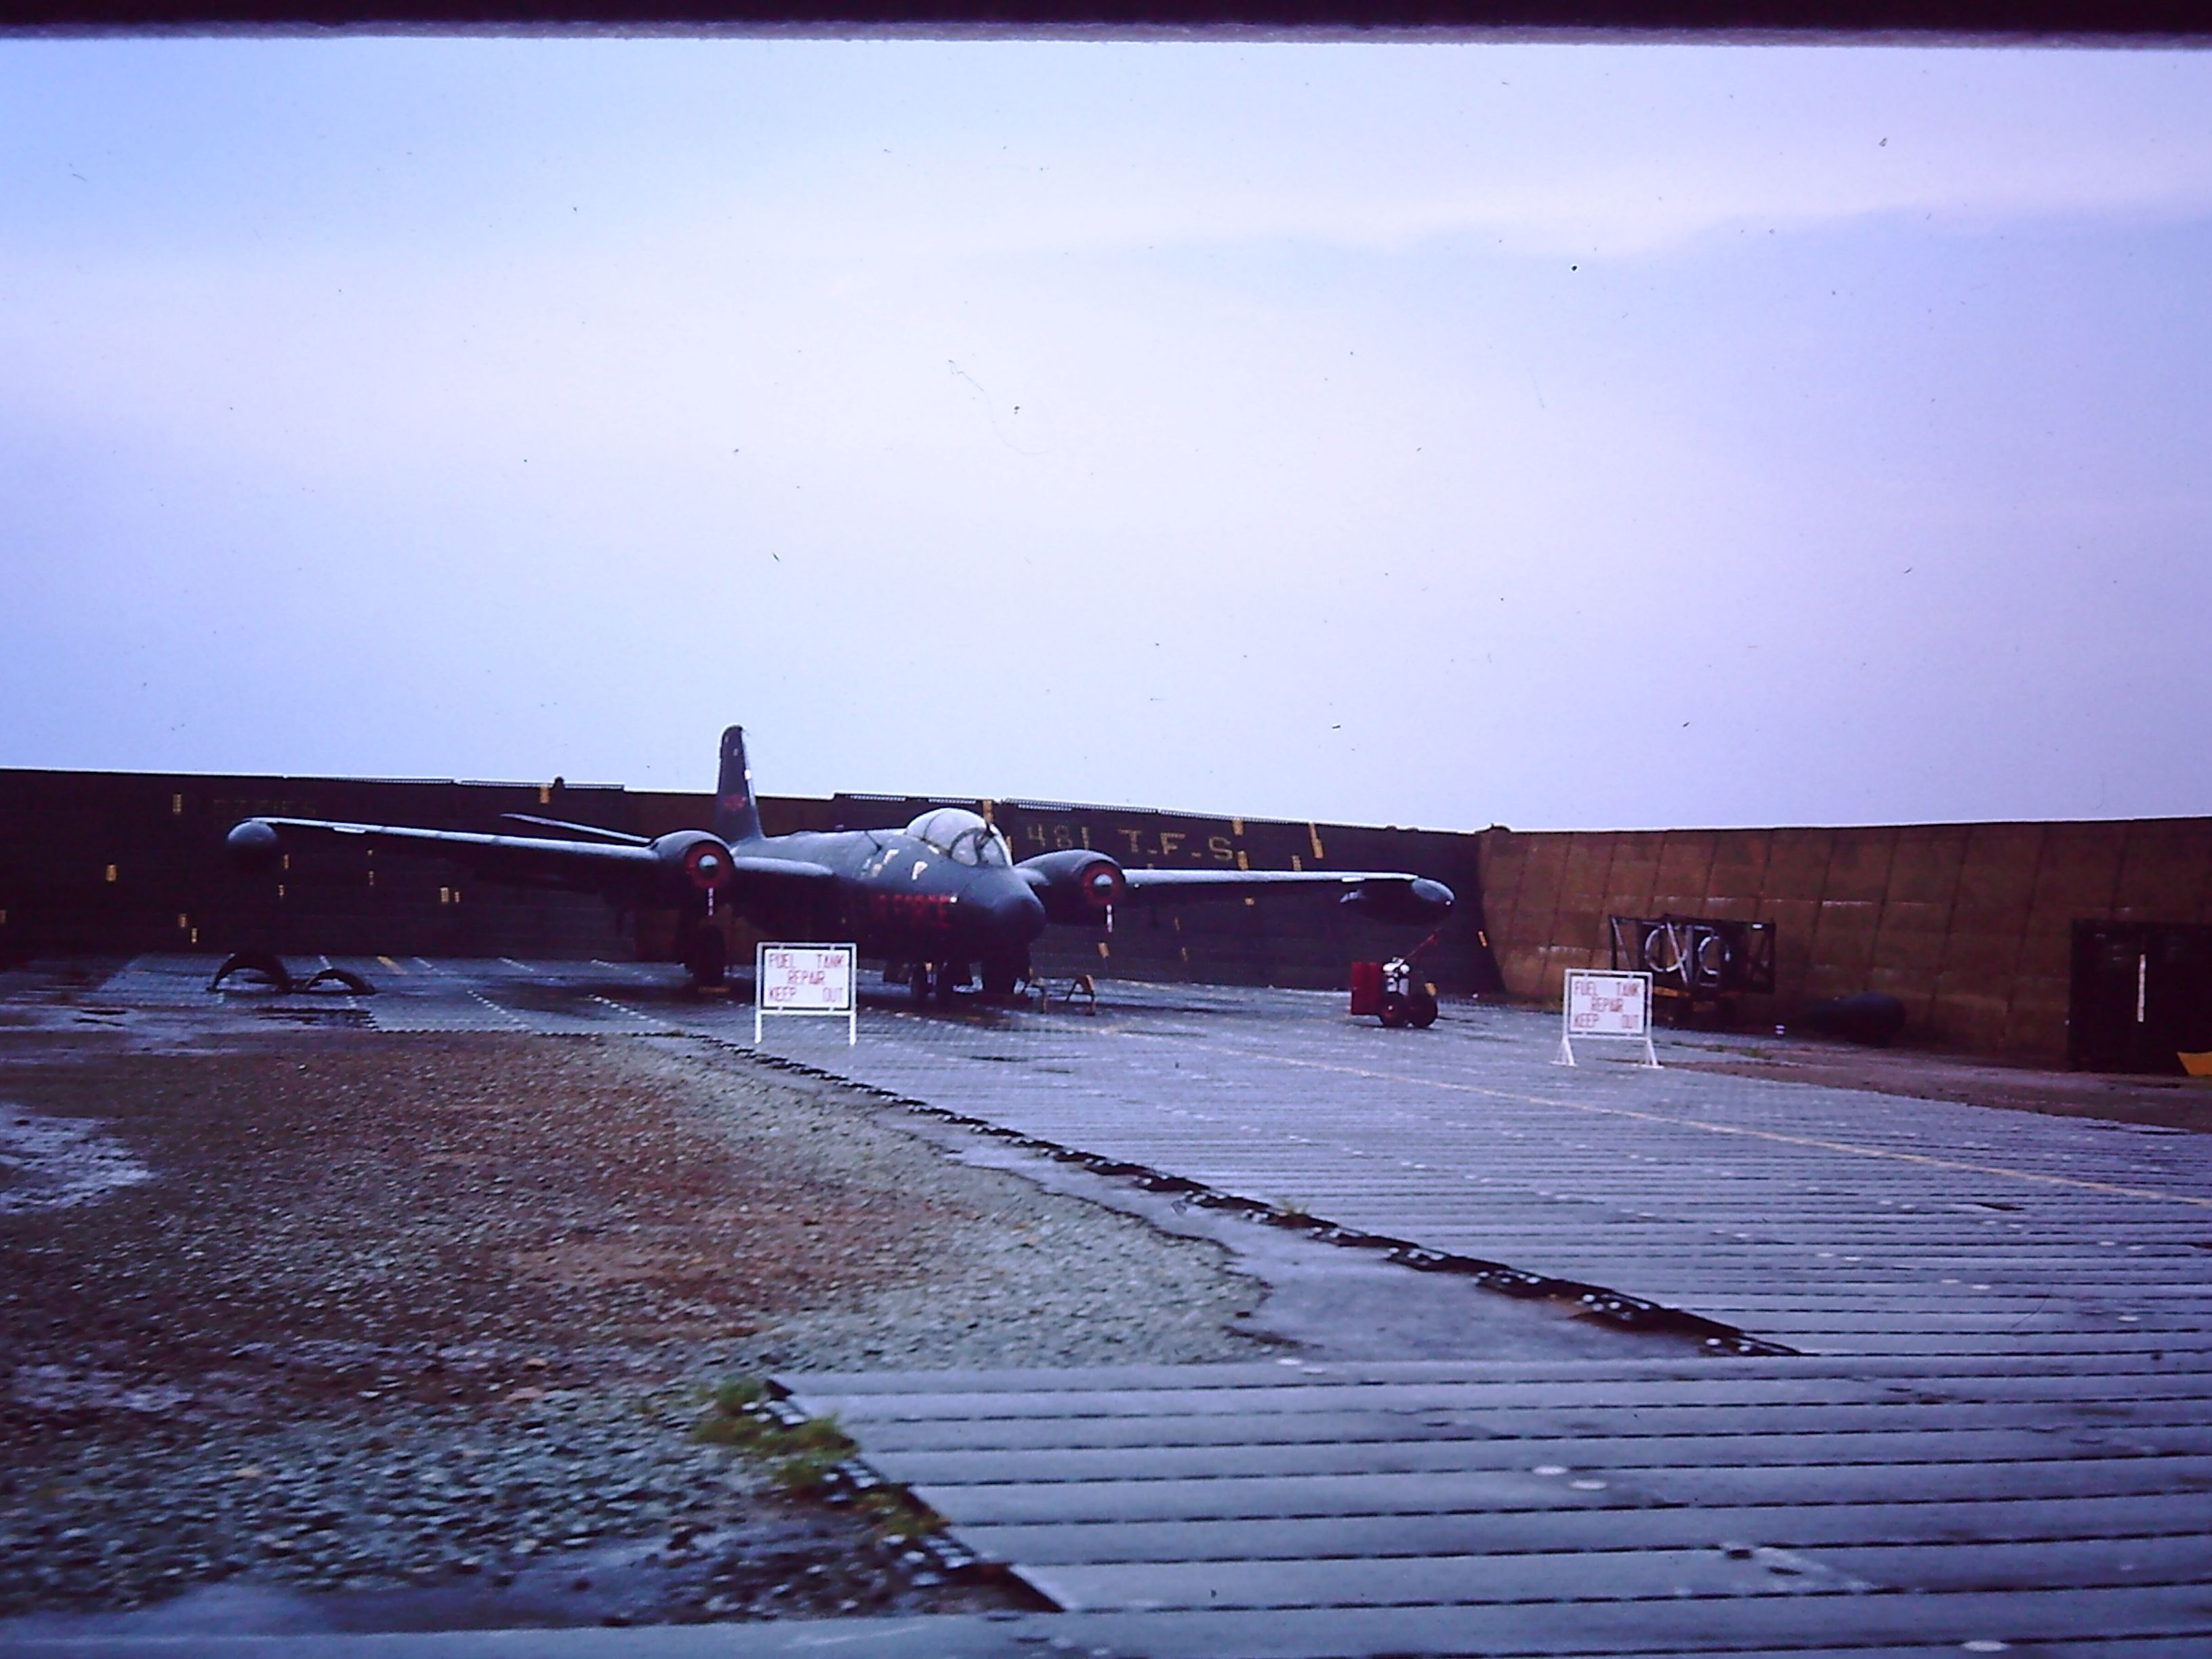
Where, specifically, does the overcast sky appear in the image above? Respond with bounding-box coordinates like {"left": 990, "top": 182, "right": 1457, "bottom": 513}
{"left": 3, "top": 39, "right": 2207, "bottom": 832}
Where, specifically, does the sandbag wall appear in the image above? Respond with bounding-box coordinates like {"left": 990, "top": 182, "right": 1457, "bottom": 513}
{"left": 1478, "top": 817, "right": 2212, "bottom": 1057}
{"left": 0, "top": 767, "right": 1500, "bottom": 997}
{"left": 0, "top": 768, "right": 638, "bottom": 962}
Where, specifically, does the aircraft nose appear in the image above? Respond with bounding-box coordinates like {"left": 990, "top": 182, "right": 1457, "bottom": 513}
{"left": 970, "top": 875, "right": 1048, "bottom": 947}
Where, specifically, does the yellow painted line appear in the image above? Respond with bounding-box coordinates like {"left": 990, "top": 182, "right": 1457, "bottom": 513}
{"left": 1141, "top": 1037, "right": 2212, "bottom": 1212}
{"left": 377, "top": 956, "right": 403, "bottom": 972}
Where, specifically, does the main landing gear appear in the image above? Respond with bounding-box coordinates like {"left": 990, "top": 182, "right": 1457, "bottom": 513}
{"left": 683, "top": 924, "right": 727, "bottom": 990}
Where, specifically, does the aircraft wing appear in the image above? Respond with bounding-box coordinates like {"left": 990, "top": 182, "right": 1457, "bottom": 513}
{"left": 724, "top": 853, "right": 838, "bottom": 888}
{"left": 1120, "top": 867, "right": 1454, "bottom": 921}
{"left": 230, "top": 817, "right": 835, "bottom": 902}
{"left": 237, "top": 817, "right": 661, "bottom": 896}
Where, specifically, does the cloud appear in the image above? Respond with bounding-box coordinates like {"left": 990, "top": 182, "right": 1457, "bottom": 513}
{"left": 10, "top": 41, "right": 2211, "bottom": 278}
{"left": 655, "top": 45, "right": 2212, "bottom": 263}
{"left": 3, "top": 39, "right": 2210, "bottom": 827}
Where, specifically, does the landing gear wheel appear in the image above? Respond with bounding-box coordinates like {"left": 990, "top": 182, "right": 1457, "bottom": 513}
{"left": 684, "top": 926, "right": 726, "bottom": 989}
{"left": 1408, "top": 987, "right": 1439, "bottom": 1029}
{"left": 981, "top": 956, "right": 1021, "bottom": 998}
{"left": 1379, "top": 991, "right": 1409, "bottom": 1029}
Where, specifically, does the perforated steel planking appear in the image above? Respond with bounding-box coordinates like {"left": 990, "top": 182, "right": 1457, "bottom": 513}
{"left": 70, "top": 958, "right": 2212, "bottom": 1656}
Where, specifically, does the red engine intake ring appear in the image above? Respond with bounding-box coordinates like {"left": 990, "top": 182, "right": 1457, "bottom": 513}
{"left": 684, "top": 840, "right": 733, "bottom": 891}
{"left": 1081, "top": 860, "right": 1126, "bottom": 908}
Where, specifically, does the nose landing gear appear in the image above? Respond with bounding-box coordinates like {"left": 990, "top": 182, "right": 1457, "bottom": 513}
{"left": 893, "top": 958, "right": 1019, "bottom": 1004}
{"left": 899, "top": 960, "right": 971, "bottom": 1003}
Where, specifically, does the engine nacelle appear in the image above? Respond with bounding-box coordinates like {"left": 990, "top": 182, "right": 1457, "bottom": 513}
{"left": 1339, "top": 876, "right": 1455, "bottom": 925}
{"left": 226, "top": 818, "right": 282, "bottom": 873}
{"left": 651, "top": 830, "right": 735, "bottom": 906}
{"left": 1017, "top": 848, "right": 1127, "bottom": 925}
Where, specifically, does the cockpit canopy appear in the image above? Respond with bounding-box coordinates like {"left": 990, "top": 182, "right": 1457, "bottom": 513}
{"left": 904, "top": 806, "right": 1013, "bottom": 869}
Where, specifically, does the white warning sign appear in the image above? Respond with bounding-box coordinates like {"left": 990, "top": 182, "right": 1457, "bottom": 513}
{"left": 1558, "top": 969, "right": 1659, "bottom": 1067}
{"left": 755, "top": 943, "right": 857, "bottom": 1046}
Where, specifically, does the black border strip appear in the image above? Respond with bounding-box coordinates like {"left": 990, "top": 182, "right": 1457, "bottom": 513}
{"left": 3, "top": 0, "right": 2208, "bottom": 39}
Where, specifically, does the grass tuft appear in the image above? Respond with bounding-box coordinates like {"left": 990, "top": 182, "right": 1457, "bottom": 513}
{"left": 711, "top": 1376, "right": 770, "bottom": 1414}
{"left": 694, "top": 1375, "right": 857, "bottom": 1496}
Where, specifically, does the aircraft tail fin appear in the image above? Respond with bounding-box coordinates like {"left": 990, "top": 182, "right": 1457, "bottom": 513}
{"left": 713, "top": 726, "right": 765, "bottom": 844}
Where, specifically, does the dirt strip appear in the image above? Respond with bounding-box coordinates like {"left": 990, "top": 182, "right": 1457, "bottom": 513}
{"left": 0, "top": 1029, "right": 1263, "bottom": 1632}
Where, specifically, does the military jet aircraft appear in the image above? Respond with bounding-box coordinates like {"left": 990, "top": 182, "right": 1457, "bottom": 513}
{"left": 226, "top": 726, "right": 1454, "bottom": 999}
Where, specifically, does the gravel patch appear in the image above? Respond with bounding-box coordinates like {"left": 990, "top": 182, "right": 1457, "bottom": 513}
{"left": 647, "top": 1044, "right": 1271, "bottom": 1375}
{"left": 0, "top": 1028, "right": 1265, "bottom": 1630}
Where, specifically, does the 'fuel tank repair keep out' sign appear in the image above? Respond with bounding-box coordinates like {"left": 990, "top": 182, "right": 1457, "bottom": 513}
{"left": 756, "top": 943, "right": 857, "bottom": 1046}
{"left": 1558, "top": 969, "right": 1658, "bottom": 1069}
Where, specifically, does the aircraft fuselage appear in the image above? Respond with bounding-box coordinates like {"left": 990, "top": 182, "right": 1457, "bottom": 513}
{"left": 745, "top": 825, "right": 1048, "bottom": 977}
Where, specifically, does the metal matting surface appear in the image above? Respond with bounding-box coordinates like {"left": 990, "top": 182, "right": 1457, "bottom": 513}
{"left": 777, "top": 1356, "right": 2212, "bottom": 1645}
{"left": 704, "top": 977, "right": 2212, "bottom": 1364}
{"left": 58, "top": 958, "right": 2212, "bottom": 1654}
{"left": 304, "top": 958, "right": 2211, "bottom": 1364}
{"left": 732, "top": 972, "right": 2211, "bottom": 1648}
